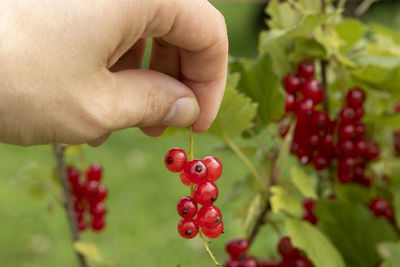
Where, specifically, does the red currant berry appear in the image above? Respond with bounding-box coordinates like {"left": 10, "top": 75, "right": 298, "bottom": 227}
{"left": 285, "top": 94, "right": 297, "bottom": 112}
{"left": 296, "top": 99, "right": 314, "bottom": 121}
{"left": 297, "top": 61, "right": 315, "bottom": 79}
{"left": 84, "top": 181, "right": 107, "bottom": 204}
{"left": 354, "top": 140, "right": 367, "bottom": 157}
{"left": 354, "top": 107, "right": 364, "bottom": 121}
{"left": 307, "top": 134, "right": 320, "bottom": 150}
{"left": 202, "top": 156, "right": 223, "bottom": 182}
{"left": 312, "top": 111, "right": 329, "bottom": 130}
{"left": 164, "top": 148, "right": 187, "bottom": 173}
{"left": 366, "top": 141, "right": 380, "bottom": 161}
{"left": 183, "top": 159, "right": 208, "bottom": 184}
{"left": 193, "top": 181, "right": 218, "bottom": 206}
{"left": 78, "top": 219, "right": 87, "bottom": 232}
{"left": 177, "top": 218, "right": 199, "bottom": 239}
{"left": 226, "top": 238, "right": 250, "bottom": 258}
{"left": 338, "top": 171, "right": 354, "bottom": 184}
{"left": 369, "top": 198, "right": 394, "bottom": 220}
{"left": 67, "top": 166, "right": 80, "bottom": 187}
{"left": 339, "top": 124, "right": 356, "bottom": 140}
{"left": 179, "top": 172, "right": 191, "bottom": 186}
{"left": 89, "top": 202, "right": 107, "bottom": 217}
{"left": 91, "top": 217, "right": 106, "bottom": 232}
{"left": 177, "top": 196, "right": 198, "bottom": 219}
{"left": 340, "top": 107, "right": 357, "bottom": 125}
{"left": 295, "top": 146, "right": 311, "bottom": 165}
{"left": 302, "top": 198, "right": 315, "bottom": 212}
{"left": 86, "top": 163, "right": 102, "bottom": 181}
{"left": 74, "top": 197, "right": 85, "bottom": 212}
{"left": 291, "top": 257, "right": 313, "bottom": 267}
{"left": 302, "top": 211, "right": 318, "bottom": 225}
{"left": 201, "top": 221, "right": 224, "bottom": 239}
{"left": 226, "top": 258, "right": 240, "bottom": 267}
{"left": 197, "top": 205, "right": 222, "bottom": 229}
{"left": 312, "top": 155, "right": 328, "bottom": 170}
{"left": 338, "top": 157, "right": 356, "bottom": 172}
{"left": 283, "top": 74, "right": 301, "bottom": 94}
{"left": 354, "top": 122, "right": 366, "bottom": 139}
{"left": 321, "top": 134, "right": 334, "bottom": 152}
{"left": 337, "top": 140, "right": 355, "bottom": 158}
{"left": 300, "top": 80, "right": 324, "bottom": 104}
{"left": 238, "top": 257, "right": 258, "bottom": 267}
{"left": 347, "top": 87, "right": 366, "bottom": 108}
{"left": 278, "top": 237, "right": 295, "bottom": 259}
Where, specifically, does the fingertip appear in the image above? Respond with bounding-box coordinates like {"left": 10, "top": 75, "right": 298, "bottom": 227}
{"left": 140, "top": 126, "right": 167, "bottom": 137}
{"left": 87, "top": 133, "right": 111, "bottom": 147}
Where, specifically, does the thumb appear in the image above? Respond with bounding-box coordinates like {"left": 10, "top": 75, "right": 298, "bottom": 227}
{"left": 100, "top": 69, "right": 200, "bottom": 132}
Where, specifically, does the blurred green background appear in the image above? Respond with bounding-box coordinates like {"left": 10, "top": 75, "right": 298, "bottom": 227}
{"left": 1, "top": 1, "right": 399, "bottom": 266}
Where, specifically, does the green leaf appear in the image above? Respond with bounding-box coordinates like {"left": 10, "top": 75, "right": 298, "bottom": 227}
{"left": 290, "top": 166, "right": 317, "bottom": 199}
{"left": 243, "top": 193, "right": 263, "bottom": 235}
{"left": 208, "top": 73, "right": 258, "bottom": 140}
{"left": 266, "top": 0, "right": 301, "bottom": 30}
{"left": 298, "top": 0, "right": 321, "bottom": 13}
{"left": 315, "top": 200, "right": 398, "bottom": 266}
{"left": 378, "top": 241, "right": 400, "bottom": 267}
{"left": 335, "top": 18, "right": 367, "bottom": 51}
{"left": 288, "top": 38, "right": 327, "bottom": 62}
{"left": 74, "top": 241, "right": 102, "bottom": 262}
{"left": 333, "top": 184, "right": 371, "bottom": 204}
{"left": 370, "top": 23, "right": 400, "bottom": 45}
{"left": 270, "top": 184, "right": 302, "bottom": 216}
{"left": 364, "top": 113, "right": 400, "bottom": 128}
{"left": 283, "top": 13, "right": 332, "bottom": 39}
{"left": 351, "top": 65, "right": 400, "bottom": 93}
{"left": 285, "top": 217, "right": 346, "bottom": 267}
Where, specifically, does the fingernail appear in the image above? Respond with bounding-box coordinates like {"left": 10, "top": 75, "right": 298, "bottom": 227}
{"left": 163, "top": 97, "right": 200, "bottom": 126}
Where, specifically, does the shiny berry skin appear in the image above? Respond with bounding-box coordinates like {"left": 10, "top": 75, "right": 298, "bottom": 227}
{"left": 297, "top": 61, "right": 315, "bottom": 79}
{"left": 366, "top": 141, "right": 380, "bottom": 161}
{"left": 347, "top": 88, "right": 366, "bottom": 108}
{"left": 338, "top": 171, "right": 354, "bottom": 183}
{"left": 337, "top": 140, "right": 355, "bottom": 158}
{"left": 338, "top": 157, "right": 356, "bottom": 172}
{"left": 339, "top": 124, "right": 356, "bottom": 140}
{"left": 202, "top": 156, "right": 223, "bottom": 182}
{"left": 86, "top": 163, "right": 102, "bottom": 181}
{"left": 225, "top": 258, "right": 240, "bottom": 267}
{"left": 90, "top": 202, "right": 107, "bottom": 217}
{"left": 295, "top": 146, "right": 311, "bottom": 165}
{"left": 78, "top": 220, "right": 87, "bottom": 232}
{"left": 67, "top": 166, "right": 81, "bottom": 187}
{"left": 238, "top": 257, "right": 258, "bottom": 267}
{"left": 369, "top": 198, "right": 394, "bottom": 220}
{"left": 307, "top": 134, "right": 320, "bottom": 150}
{"left": 283, "top": 74, "right": 301, "bottom": 94}
{"left": 312, "top": 111, "right": 329, "bottom": 130}
{"left": 302, "top": 211, "right": 317, "bottom": 225}
{"left": 312, "top": 155, "right": 328, "bottom": 170}
{"left": 296, "top": 98, "right": 314, "bottom": 120}
{"left": 291, "top": 257, "right": 313, "bottom": 267}
{"left": 226, "top": 238, "right": 250, "bottom": 258}
{"left": 193, "top": 181, "right": 218, "bottom": 206}
{"left": 177, "top": 218, "right": 199, "bottom": 239}
{"left": 340, "top": 107, "right": 357, "bottom": 125}
{"left": 300, "top": 80, "right": 324, "bottom": 104}
{"left": 177, "top": 196, "right": 198, "bottom": 219}
{"left": 179, "top": 172, "right": 191, "bottom": 186}
{"left": 321, "top": 134, "right": 334, "bottom": 152}
{"left": 201, "top": 221, "right": 224, "bottom": 239}
{"left": 164, "top": 148, "right": 187, "bottom": 173}
{"left": 285, "top": 94, "right": 297, "bottom": 112}
{"left": 84, "top": 181, "right": 107, "bottom": 204}
{"left": 91, "top": 217, "right": 106, "bottom": 232}
{"left": 183, "top": 159, "right": 208, "bottom": 184}
{"left": 197, "top": 205, "right": 222, "bottom": 229}
{"left": 278, "top": 237, "right": 295, "bottom": 259}
{"left": 354, "top": 107, "right": 364, "bottom": 121}
{"left": 354, "top": 140, "right": 367, "bottom": 157}
{"left": 302, "top": 198, "right": 315, "bottom": 212}
{"left": 354, "top": 122, "right": 366, "bottom": 139}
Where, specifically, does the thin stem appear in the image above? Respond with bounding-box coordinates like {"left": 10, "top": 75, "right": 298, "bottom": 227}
{"left": 53, "top": 144, "right": 88, "bottom": 267}
{"left": 248, "top": 201, "right": 271, "bottom": 246}
{"left": 224, "top": 135, "right": 268, "bottom": 195}
{"left": 321, "top": 60, "right": 330, "bottom": 114}
{"left": 247, "top": 129, "right": 273, "bottom": 159}
{"left": 287, "top": 0, "right": 309, "bottom": 16}
{"left": 187, "top": 127, "right": 221, "bottom": 266}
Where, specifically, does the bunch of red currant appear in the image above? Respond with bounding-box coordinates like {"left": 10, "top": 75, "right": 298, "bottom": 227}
{"left": 368, "top": 197, "right": 394, "bottom": 221}
{"left": 224, "top": 237, "right": 313, "bottom": 267}
{"left": 164, "top": 148, "right": 224, "bottom": 239}
{"left": 67, "top": 163, "right": 108, "bottom": 232}
{"left": 282, "top": 61, "right": 380, "bottom": 186}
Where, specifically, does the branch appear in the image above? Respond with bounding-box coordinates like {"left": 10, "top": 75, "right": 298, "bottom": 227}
{"left": 248, "top": 201, "right": 271, "bottom": 245}
{"left": 53, "top": 144, "right": 88, "bottom": 267}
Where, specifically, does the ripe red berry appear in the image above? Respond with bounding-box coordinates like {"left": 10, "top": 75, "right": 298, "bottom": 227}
{"left": 321, "top": 134, "right": 334, "bottom": 153}
{"left": 201, "top": 221, "right": 224, "bottom": 239}
{"left": 366, "top": 141, "right": 380, "bottom": 161}
{"left": 86, "top": 163, "right": 102, "bottom": 181}
{"left": 295, "top": 146, "right": 311, "bottom": 165}
{"left": 193, "top": 181, "right": 219, "bottom": 206}
{"left": 302, "top": 198, "right": 315, "bottom": 212}
{"left": 291, "top": 257, "right": 313, "bottom": 267}
{"left": 312, "top": 155, "right": 328, "bottom": 170}
{"left": 296, "top": 98, "right": 314, "bottom": 120}
{"left": 337, "top": 140, "right": 355, "bottom": 158}
{"left": 340, "top": 107, "right": 357, "bottom": 125}
{"left": 302, "top": 211, "right": 318, "bottom": 225}
{"left": 74, "top": 197, "right": 85, "bottom": 212}
{"left": 202, "top": 156, "right": 223, "bottom": 182}
{"left": 197, "top": 205, "right": 222, "bottom": 229}
{"left": 164, "top": 148, "right": 187, "bottom": 173}
{"left": 312, "top": 110, "right": 329, "bottom": 130}
{"left": 300, "top": 80, "right": 324, "bottom": 104}
{"left": 338, "top": 157, "right": 356, "bottom": 172}
{"left": 354, "top": 140, "right": 367, "bottom": 157}
{"left": 297, "top": 61, "right": 315, "bottom": 79}
{"left": 285, "top": 94, "right": 297, "bottom": 112}
{"left": 84, "top": 181, "right": 107, "bottom": 204}
{"left": 67, "top": 166, "right": 81, "bottom": 186}
{"left": 238, "top": 257, "right": 258, "bottom": 267}
{"left": 177, "top": 196, "right": 198, "bottom": 219}
{"left": 78, "top": 220, "right": 87, "bottom": 232}
{"left": 369, "top": 198, "right": 394, "bottom": 220}
{"left": 339, "top": 124, "right": 356, "bottom": 140}
{"left": 338, "top": 171, "right": 354, "bottom": 184}
{"left": 283, "top": 74, "right": 301, "bottom": 94}
{"left": 354, "top": 122, "right": 366, "bottom": 139}
{"left": 177, "top": 218, "right": 199, "bottom": 239}
{"left": 225, "top": 258, "right": 240, "bottom": 267}
{"left": 307, "top": 134, "right": 320, "bottom": 150}
{"left": 89, "top": 202, "right": 107, "bottom": 217}
{"left": 91, "top": 217, "right": 106, "bottom": 232}
{"left": 226, "top": 238, "right": 250, "bottom": 258}
{"left": 179, "top": 172, "right": 191, "bottom": 186}
{"left": 183, "top": 159, "right": 208, "bottom": 184}
{"left": 278, "top": 237, "right": 295, "bottom": 259}
{"left": 354, "top": 107, "right": 364, "bottom": 121}
{"left": 347, "top": 87, "right": 366, "bottom": 108}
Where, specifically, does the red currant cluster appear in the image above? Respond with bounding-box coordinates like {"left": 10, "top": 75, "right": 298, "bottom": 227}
{"left": 368, "top": 197, "right": 394, "bottom": 221}
{"left": 393, "top": 102, "right": 400, "bottom": 156}
{"left": 301, "top": 198, "right": 317, "bottom": 225}
{"left": 67, "top": 163, "right": 107, "bottom": 232}
{"left": 164, "top": 148, "right": 223, "bottom": 239}
{"left": 224, "top": 237, "right": 313, "bottom": 267}
{"left": 282, "top": 61, "right": 380, "bottom": 186}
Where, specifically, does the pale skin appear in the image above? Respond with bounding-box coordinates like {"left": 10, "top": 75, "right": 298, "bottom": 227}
{"left": 0, "top": 0, "right": 228, "bottom": 146}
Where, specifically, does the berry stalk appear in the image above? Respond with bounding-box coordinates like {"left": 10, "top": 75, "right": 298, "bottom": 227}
{"left": 53, "top": 144, "right": 89, "bottom": 267}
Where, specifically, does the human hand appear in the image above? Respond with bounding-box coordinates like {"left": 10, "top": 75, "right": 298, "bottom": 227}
{"left": 0, "top": 0, "right": 228, "bottom": 146}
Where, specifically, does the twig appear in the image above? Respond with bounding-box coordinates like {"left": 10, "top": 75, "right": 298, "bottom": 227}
{"left": 248, "top": 201, "right": 271, "bottom": 245}
{"left": 355, "top": 0, "right": 378, "bottom": 17}
{"left": 321, "top": 60, "right": 330, "bottom": 114}
{"left": 53, "top": 144, "right": 88, "bottom": 267}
